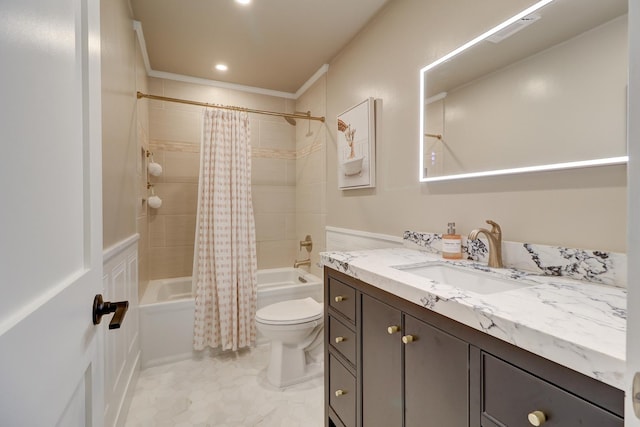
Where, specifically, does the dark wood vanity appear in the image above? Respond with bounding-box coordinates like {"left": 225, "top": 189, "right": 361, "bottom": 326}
{"left": 324, "top": 267, "right": 624, "bottom": 427}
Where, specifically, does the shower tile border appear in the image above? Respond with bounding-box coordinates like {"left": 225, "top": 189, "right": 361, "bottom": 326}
{"left": 150, "top": 139, "right": 324, "bottom": 160}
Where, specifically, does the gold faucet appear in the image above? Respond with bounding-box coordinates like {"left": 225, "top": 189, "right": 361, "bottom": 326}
{"left": 468, "top": 220, "right": 503, "bottom": 268}
{"left": 294, "top": 258, "right": 311, "bottom": 268}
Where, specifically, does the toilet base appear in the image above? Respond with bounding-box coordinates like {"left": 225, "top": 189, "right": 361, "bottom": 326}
{"left": 266, "top": 341, "right": 324, "bottom": 388}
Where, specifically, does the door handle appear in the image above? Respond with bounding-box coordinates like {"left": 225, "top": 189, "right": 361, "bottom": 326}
{"left": 92, "top": 294, "right": 129, "bottom": 329}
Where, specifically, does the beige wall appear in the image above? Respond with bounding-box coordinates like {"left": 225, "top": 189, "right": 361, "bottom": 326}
{"left": 146, "top": 78, "right": 299, "bottom": 278}
{"left": 101, "top": 0, "right": 150, "bottom": 296}
{"left": 295, "top": 76, "right": 328, "bottom": 277}
{"left": 136, "top": 45, "right": 150, "bottom": 296}
{"left": 101, "top": 0, "right": 138, "bottom": 249}
{"left": 326, "top": 0, "right": 627, "bottom": 252}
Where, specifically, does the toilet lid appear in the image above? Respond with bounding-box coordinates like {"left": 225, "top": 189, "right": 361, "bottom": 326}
{"left": 256, "top": 297, "right": 323, "bottom": 325}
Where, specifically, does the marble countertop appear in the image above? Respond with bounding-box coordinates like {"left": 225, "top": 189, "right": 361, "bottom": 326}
{"left": 320, "top": 248, "right": 626, "bottom": 390}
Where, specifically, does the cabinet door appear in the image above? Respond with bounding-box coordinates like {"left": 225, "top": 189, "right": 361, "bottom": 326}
{"left": 362, "top": 294, "right": 403, "bottom": 427}
{"left": 481, "top": 353, "right": 622, "bottom": 427}
{"left": 404, "top": 314, "right": 469, "bottom": 427}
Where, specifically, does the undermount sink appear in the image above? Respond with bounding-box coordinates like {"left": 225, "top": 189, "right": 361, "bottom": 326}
{"left": 392, "top": 262, "right": 532, "bottom": 295}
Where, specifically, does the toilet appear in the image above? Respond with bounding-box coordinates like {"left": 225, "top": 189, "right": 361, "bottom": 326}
{"left": 256, "top": 297, "right": 324, "bottom": 388}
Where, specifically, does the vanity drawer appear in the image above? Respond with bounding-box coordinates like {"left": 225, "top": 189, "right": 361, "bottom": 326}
{"left": 481, "top": 353, "right": 622, "bottom": 427}
{"left": 328, "top": 278, "right": 356, "bottom": 322}
{"left": 329, "top": 354, "right": 356, "bottom": 427}
{"left": 329, "top": 315, "right": 356, "bottom": 365}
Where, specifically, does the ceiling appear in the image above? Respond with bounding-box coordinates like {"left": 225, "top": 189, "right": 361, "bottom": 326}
{"left": 130, "top": 0, "right": 391, "bottom": 95}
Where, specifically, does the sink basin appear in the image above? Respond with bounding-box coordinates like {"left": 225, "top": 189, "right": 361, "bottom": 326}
{"left": 393, "top": 262, "right": 531, "bottom": 295}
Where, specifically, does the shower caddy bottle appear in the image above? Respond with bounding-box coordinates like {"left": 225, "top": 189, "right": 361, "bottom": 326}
{"left": 442, "top": 222, "right": 462, "bottom": 259}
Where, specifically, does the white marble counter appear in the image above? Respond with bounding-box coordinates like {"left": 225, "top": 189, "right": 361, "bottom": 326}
{"left": 321, "top": 248, "right": 626, "bottom": 390}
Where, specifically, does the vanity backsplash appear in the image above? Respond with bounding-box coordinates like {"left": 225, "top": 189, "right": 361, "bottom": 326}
{"left": 403, "top": 230, "right": 627, "bottom": 288}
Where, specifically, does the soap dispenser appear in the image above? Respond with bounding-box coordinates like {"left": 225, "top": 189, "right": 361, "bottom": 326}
{"left": 442, "top": 222, "right": 462, "bottom": 259}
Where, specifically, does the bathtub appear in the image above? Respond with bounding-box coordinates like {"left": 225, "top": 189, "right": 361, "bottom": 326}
{"left": 139, "top": 268, "right": 323, "bottom": 368}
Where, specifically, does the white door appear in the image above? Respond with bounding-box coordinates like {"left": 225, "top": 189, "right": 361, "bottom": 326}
{"left": 628, "top": 1, "right": 640, "bottom": 425}
{"left": 0, "top": 0, "right": 104, "bottom": 425}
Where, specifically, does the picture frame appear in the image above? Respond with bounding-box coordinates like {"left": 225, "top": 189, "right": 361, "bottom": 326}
{"left": 337, "top": 98, "right": 376, "bottom": 189}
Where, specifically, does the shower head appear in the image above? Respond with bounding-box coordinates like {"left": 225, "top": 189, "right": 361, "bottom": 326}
{"left": 283, "top": 111, "right": 313, "bottom": 126}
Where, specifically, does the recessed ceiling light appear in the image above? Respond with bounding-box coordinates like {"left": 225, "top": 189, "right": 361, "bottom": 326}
{"left": 235, "top": 0, "right": 251, "bottom": 5}
{"left": 215, "top": 63, "right": 228, "bottom": 72}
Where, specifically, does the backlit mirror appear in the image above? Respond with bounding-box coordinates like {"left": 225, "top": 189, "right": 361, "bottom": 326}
{"left": 419, "top": 0, "right": 628, "bottom": 182}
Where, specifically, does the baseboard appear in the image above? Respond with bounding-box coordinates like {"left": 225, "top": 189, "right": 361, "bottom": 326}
{"left": 114, "top": 350, "right": 141, "bottom": 427}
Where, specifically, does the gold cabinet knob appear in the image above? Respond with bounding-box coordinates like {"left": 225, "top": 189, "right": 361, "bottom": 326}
{"left": 335, "top": 336, "right": 346, "bottom": 343}
{"left": 402, "top": 335, "right": 415, "bottom": 344}
{"left": 527, "top": 410, "right": 547, "bottom": 426}
{"left": 335, "top": 389, "right": 346, "bottom": 397}
{"left": 334, "top": 295, "right": 345, "bottom": 302}
{"left": 387, "top": 325, "right": 400, "bottom": 334}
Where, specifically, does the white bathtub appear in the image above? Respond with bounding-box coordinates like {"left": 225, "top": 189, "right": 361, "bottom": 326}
{"left": 139, "top": 268, "right": 323, "bottom": 368}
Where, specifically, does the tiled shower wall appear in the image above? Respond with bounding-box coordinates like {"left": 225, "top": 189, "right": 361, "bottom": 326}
{"left": 136, "top": 47, "right": 150, "bottom": 297}
{"left": 295, "top": 76, "right": 327, "bottom": 278}
{"left": 145, "top": 77, "right": 302, "bottom": 279}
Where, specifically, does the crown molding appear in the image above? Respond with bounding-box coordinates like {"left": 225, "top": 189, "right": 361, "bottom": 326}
{"left": 132, "top": 20, "right": 328, "bottom": 100}
{"left": 295, "top": 64, "right": 330, "bottom": 99}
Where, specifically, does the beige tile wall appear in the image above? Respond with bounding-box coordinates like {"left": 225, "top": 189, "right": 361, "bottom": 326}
{"left": 135, "top": 32, "right": 150, "bottom": 298}
{"left": 146, "top": 78, "right": 299, "bottom": 279}
{"left": 295, "top": 76, "right": 328, "bottom": 278}
{"left": 147, "top": 146, "right": 199, "bottom": 280}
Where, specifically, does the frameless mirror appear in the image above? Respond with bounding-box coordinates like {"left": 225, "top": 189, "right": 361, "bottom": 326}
{"left": 419, "top": 0, "right": 628, "bottom": 182}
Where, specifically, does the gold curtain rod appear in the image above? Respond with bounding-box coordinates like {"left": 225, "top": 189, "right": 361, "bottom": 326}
{"left": 136, "top": 92, "right": 325, "bottom": 123}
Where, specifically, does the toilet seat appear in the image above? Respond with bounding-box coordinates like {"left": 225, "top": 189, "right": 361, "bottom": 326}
{"left": 256, "top": 297, "right": 323, "bottom": 325}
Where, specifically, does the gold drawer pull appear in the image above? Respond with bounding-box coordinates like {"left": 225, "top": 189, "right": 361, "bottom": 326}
{"left": 334, "top": 295, "right": 346, "bottom": 302}
{"left": 335, "top": 389, "right": 347, "bottom": 397}
{"left": 402, "top": 335, "right": 415, "bottom": 344}
{"left": 335, "top": 336, "right": 346, "bottom": 343}
{"left": 527, "top": 410, "right": 547, "bottom": 426}
{"left": 387, "top": 325, "right": 400, "bottom": 334}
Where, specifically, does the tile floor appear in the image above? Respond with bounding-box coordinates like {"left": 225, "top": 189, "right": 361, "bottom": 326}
{"left": 124, "top": 344, "right": 324, "bottom": 427}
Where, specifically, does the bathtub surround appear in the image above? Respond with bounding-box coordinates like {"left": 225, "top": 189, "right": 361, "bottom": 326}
{"left": 144, "top": 76, "right": 329, "bottom": 278}
{"left": 295, "top": 76, "right": 328, "bottom": 278}
{"left": 193, "top": 109, "right": 257, "bottom": 351}
{"left": 146, "top": 78, "right": 304, "bottom": 276}
{"left": 403, "top": 230, "right": 627, "bottom": 288}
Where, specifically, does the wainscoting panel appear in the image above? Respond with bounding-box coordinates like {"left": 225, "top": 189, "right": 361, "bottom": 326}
{"left": 325, "top": 226, "right": 403, "bottom": 252}
{"left": 103, "top": 234, "right": 140, "bottom": 427}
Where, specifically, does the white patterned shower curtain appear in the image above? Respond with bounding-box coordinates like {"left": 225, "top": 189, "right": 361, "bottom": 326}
{"left": 192, "top": 108, "right": 257, "bottom": 351}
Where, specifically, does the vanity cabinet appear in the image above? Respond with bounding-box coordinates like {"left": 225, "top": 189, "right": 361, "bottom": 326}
{"left": 361, "top": 295, "right": 468, "bottom": 427}
{"left": 324, "top": 266, "right": 624, "bottom": 427}
{"left": 326, "top": 275, "right": 358, "bottom": 427}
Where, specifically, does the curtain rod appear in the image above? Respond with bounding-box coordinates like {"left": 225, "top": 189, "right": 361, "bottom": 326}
{"left": 136, "top": 92, "right": 325, "bottom": 123}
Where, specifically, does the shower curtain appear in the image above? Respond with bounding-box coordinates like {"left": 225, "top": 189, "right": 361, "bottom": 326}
{"left": 192, "top": 108, "right": 257, "bottom": 352}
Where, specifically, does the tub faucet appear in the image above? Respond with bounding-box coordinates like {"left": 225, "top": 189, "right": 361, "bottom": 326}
{"left": 468, "top": 220, "right": 503, "bottom": 268}
{"left": 294, "top": 258, "right": 311, "bottom": 268}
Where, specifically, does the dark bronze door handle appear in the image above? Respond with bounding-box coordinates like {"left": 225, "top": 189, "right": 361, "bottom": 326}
{"left": 92, "top": 294, "right": 129, "bottom": 329}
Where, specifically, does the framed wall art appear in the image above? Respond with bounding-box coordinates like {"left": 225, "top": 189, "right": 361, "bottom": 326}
{"left": 337, "top": 98, "right": 376, "bottom": 189}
